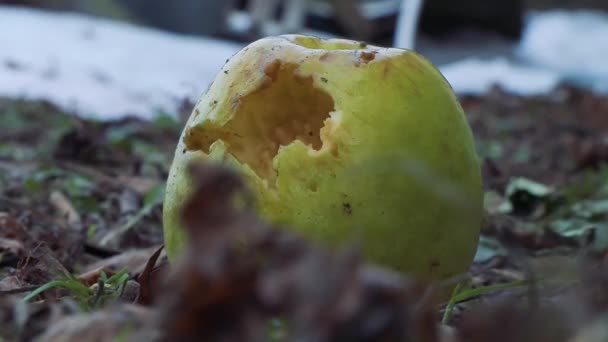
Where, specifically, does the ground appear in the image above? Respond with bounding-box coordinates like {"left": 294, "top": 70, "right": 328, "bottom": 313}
{"left": 1, "top": 85, "right": 608, "bottom": 340}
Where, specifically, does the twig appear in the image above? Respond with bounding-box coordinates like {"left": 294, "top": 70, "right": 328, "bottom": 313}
{"left": 49, "top": 190, "right": 81, "bottom": 227}
{"left": 99, "top": 205, "right": 153, "bottom": 246}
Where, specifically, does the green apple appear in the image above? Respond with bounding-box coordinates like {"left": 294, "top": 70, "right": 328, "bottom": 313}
{"left": 163, "top": 35, "right": 483, "bottom": 282}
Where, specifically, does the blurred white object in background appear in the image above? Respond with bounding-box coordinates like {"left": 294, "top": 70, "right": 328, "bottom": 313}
{"left": 517, "top": 10, "right": 608, "bottom": 93}
{"left": 230, "top": 0, "right": 396, "bottom": 40}
{"left": 440, "top": 58, "right": 560, "bottom": 96}
{"left": 1, "top": 5, "right": 608, "bottom": 120}
{"left": 248, "top": 0, "right": 307, "bottom": 36}
{"left": 0, "top": 5, "right": 241, "bottom": 120}
{"left": 393, "top": 0, "right": 424, "bottom": 49}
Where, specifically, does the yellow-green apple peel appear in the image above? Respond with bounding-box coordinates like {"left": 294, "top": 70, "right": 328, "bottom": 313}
{"left": 163, "top": 35, "right": 483, "bottom": 282}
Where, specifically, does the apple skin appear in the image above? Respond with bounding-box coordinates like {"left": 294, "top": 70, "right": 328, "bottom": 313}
{"left": 163, "top": 35, "right": 483, "bottom": 282}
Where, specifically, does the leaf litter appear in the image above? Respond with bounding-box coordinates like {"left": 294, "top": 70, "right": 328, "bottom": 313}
{"left": 0, "top": 84, "right": 608, "bottom": 340}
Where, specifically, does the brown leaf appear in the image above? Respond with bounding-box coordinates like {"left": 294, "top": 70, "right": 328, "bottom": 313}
{"left": 1, "top": 210, "right": 83, "bottom": 271}
{"left": 137, "top": 245, "right": 165, "bottom": 306}
{"left": 82, "top": 246, "right": 163, "bottom": 276}
{"left": 77, "top": 267, "right": 115, "bottom": 287}
{"left": 0, "top": 236, "right": 24, "bottom": 266}
{"left": 0, "top": 276, "right": 26, "bottom": 292}
{"left": 116, "top": 175, "right": 159, "bottom": 195}
{"left": 0, "top": 237, "right": 23, "bottom": 255}
{"left": 19, "top": 242, "right": 71, "bottom": 287}
{"left": 0, "top": 214, "right": 72, "bottom": 286}
{"left": 157, "top": 162, "right": 439, "bottom": 342}
{"left": 38, "top": 304, "right": 158, "bottom": 342}
{"left": 456, "top": 300, "right": 575, "bottom": 342}
{"left": 0, "top": 295, "right": 81, "bottom": 341}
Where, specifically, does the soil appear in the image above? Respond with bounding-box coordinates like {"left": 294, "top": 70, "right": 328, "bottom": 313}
{"left": 1, "top": 84, "right": 608, "bottom": 340}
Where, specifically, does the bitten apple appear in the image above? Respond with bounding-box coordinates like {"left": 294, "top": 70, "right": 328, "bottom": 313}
{"left": 163, "top": 35, "right": 483, "bottom": 282}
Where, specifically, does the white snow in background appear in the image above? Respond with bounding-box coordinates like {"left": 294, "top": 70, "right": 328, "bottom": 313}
{"left": 445, "top": 10, "right": 608, "bottom": 96}
{"left": 1, "top": 6, "right": 608, "bottom": 119}
{"left": 439, "top": 58, "right": 561, "bottom": 96}
{"left": 0, "top": 5, "right": 241, "bottom": 120}
{"left": 517, "top": 10, "right": 608, "bottom": 93}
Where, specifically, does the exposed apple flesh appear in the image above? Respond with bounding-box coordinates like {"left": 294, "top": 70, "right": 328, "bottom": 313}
{"left": 163, "top": 35, "right": 483, "bottom": 283}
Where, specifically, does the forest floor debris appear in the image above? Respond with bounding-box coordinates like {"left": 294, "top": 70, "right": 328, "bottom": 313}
{"left": 1, "top": 85, "right": 608, "bottom": 340}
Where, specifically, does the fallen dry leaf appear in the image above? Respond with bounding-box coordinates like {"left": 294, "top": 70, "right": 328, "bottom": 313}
{"left": 49, "top": 190, "right": 82, "bottom": 227}
{"left": 81, "top": 246, "right": 164, "bottom": 277}
{"left": 38, "top": 303, "right": 158, "bottom": 342}
{"left": 157, "top": 162, "right": 439, "bottom": 342}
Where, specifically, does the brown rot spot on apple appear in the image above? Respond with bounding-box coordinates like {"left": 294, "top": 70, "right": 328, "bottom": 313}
{"left": 382, "top": 62, "right": 394, "bottom": 79}
{"left": 342, "top": 202, "right": 352, "bottom": 215}
{"left": 185, "top": 60, "right": 336, "bottom": 183}
{"left": 359, "top": 51, "right": 376, "bottom": 63}
{"left": 319, "top": 52, "right": 333, "bottom": 63}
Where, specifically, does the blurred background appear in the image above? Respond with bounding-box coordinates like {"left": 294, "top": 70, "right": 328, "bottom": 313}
{"left": 3, "top": 3, "right": 608, "bottom": 340}
{"left": 1, "top": 0, "right": 608, "bottom": 119}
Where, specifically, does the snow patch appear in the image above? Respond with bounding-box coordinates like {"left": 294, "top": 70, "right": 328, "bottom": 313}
{"left": 431, "top": 10, "right": 608, "bottom": 96}
{"left": 0, "top": 5, "right": 241, "bottom": 120}
{"left": 440, "top": 58, "right": 561, "bottom": 96}
{"left": 517, "top": 10, "right": 608, "bottom": 93}
{"left": 2, "top": 6, "right": 608, "bottom": 120}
